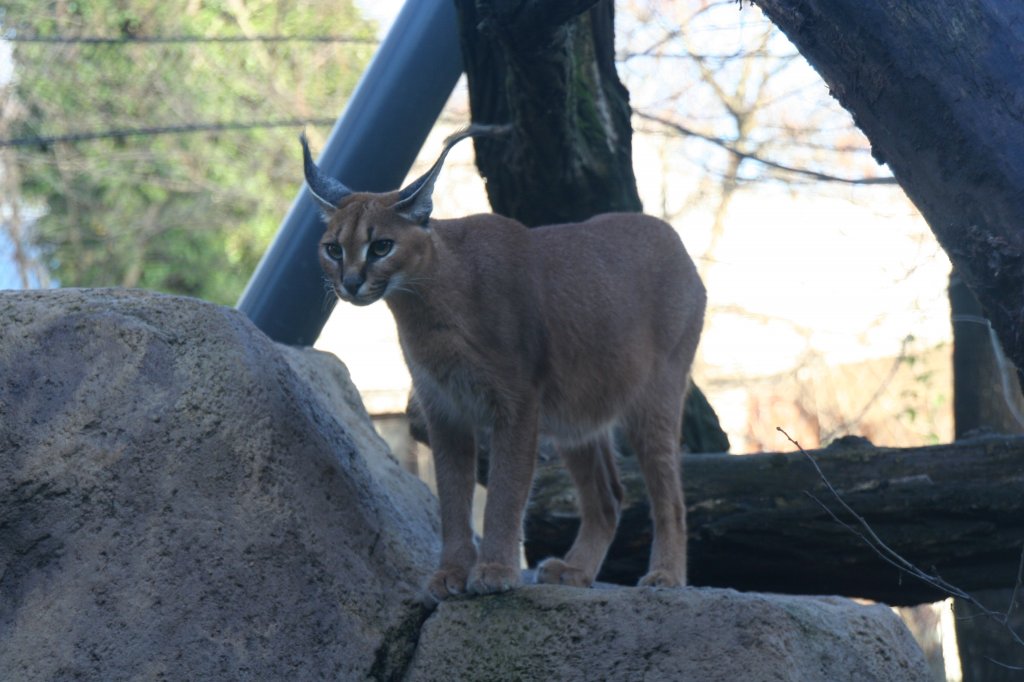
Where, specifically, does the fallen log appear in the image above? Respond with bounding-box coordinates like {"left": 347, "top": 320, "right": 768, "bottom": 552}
{"left": 524, "top": 435, "right": 1024, "bottom": 606}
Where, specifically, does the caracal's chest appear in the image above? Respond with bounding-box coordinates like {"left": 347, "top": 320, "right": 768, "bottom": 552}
{"left": 397, "top": 322, "right": 501, "bottom": 427}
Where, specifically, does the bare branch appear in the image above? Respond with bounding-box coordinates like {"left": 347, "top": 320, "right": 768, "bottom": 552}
{"left": 635, "top": 110, "right": 897, "bottom": 185}
{"left": 777, "top": 426, "right": 1024, "bottom": 655}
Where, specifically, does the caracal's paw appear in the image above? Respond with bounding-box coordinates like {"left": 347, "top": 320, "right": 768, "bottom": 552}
{"left": 467, "top": 562, "right": 521, "bottom": 595}
{"left": 424, "top": 566, "right": 471, "bottom": 604}
{"left": 536, "top": 558, "right": 594, "bottom": 587}
{"left": 638, "top": 568, "right": 686, "bottom": 588}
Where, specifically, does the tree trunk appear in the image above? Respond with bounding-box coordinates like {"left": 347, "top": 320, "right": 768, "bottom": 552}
{"left": 453, "top": 0, "right": 638, "bottom": 225}
{"left": 749, "top": 0, "right": 1024, "bottom": 389}
{"left": 950, "top": 271, "right": 1024, "bottom": 678}
{"left": 451, "top": 0, "right": 729, "bottom": 453}
{"left": 525, "top": 434, "right": 1024, "bottom": 606}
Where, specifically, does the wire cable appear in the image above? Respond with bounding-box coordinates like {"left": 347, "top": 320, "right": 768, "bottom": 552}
{"left": 2, "top": 33, "right": 378, "bottom": 45}
{"left": 0, "top": 118, "right": 339, "bottom": 148}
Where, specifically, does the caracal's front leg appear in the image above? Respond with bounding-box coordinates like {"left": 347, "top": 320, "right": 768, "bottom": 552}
{"left": 425, "top": 415, "right": 478, "bottom": 602}
{"left": 469, "top": 400, "right": 539, "bottom": 594}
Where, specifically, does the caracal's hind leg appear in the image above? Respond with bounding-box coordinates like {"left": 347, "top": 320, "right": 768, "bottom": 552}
{"left": 537, "top": 434, "right": 623, "bottom": 587}
{"left": 624, "top": 368, "right": 689, "bottom": 588}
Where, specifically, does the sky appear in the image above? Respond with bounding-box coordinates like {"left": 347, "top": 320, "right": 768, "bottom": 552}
{"left": 0, "top": 238, "right": 23, "bottom": 289}
{"left": 354, "top": 0, "right": 403, "bottom": 38}
{"left": 0, "top": 37, "right": 19, "bottom": 290}
{"left": 0, "top": 36, "right": 11, "bottom": 83}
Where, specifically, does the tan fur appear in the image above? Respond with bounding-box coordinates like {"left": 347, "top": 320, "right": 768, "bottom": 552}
{"left": 308, "top": 133, "right": 705, "bottom": 601}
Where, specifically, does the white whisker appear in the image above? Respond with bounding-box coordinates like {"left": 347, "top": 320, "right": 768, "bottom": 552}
{"left": 320, "top": 276, "right": 339, "bottom": 312}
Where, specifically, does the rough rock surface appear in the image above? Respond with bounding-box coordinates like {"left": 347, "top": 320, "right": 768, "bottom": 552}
{"left": 0, "top": 288, "right": 439, "bottom": 679}
{"left": 408, "top": 585, "right": 931, "bottom": 681}
{"left": 1, "top": 288, "right": 931, "bottom": 680}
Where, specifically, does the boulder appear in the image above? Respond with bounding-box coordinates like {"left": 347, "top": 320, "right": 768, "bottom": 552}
{"left": 408, "top": 585, "right": 932, "bottom": 681}
{"left": 0, "top": 288, "right": 931, "bottom": 680}
{"left": 0, "top": 288, "right": 439, "bottom": 679}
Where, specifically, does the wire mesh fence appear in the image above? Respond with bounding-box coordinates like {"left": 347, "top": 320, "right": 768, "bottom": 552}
{"left": 0, "top": 1, "right": 377, "bottom": 303}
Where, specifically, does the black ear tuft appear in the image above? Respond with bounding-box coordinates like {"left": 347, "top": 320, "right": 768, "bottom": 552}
{"left": 300, "top": 131, "right": 353, "bottom": 214}
{"left": 393, "top": 123, "right": 511, "bottom": 225}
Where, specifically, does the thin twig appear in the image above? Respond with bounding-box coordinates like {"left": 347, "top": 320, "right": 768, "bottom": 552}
{"left": 777, "top": 426, "right": 1024, "bottom": 657}
{"left": 1007, "top": 545, "right": 1024, "bottom": 624}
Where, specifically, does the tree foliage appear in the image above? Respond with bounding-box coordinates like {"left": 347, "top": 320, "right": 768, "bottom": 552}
{"left": 2, "top": 0, "right": 374, "bottom": 304}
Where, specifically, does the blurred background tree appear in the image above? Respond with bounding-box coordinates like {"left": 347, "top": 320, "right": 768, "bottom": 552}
{"left": 0, "top": 0, "right": 374, "bottom": 304}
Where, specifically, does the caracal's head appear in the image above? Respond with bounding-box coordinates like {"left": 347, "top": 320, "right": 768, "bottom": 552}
{"left": 313, "top": 189, "right": 433, "bottom": 307}
{"left": 301, "top": 125, "right": 509, "bottom": 307}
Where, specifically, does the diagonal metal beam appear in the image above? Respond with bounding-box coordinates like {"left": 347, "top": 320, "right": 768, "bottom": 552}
{"left": 237, "top": 0, "right": 463, "bottom": 345}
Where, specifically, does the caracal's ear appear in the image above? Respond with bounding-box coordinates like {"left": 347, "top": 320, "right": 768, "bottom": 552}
{"left": 393, "top": 123, "right": 512, "bottom": 226}
{"left": 300, "top": 131, "right": 353, "bottom": 216}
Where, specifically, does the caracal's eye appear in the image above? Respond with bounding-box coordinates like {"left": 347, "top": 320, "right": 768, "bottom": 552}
{"left": 324, "top": 243, "right": 343, "bottom": 261}
{"left": 369, "top": 239, "right": 394, "bottom": 259}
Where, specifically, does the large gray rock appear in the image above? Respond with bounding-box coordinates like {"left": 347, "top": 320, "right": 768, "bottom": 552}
{"left": 0, "top": 288, "right": 439, "bottom": 679}
{"left": 408, "top": 585, "right": 931, "bottom": 681}
{"left": 0, "top": 288, "right": 931, "bottom": 681}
